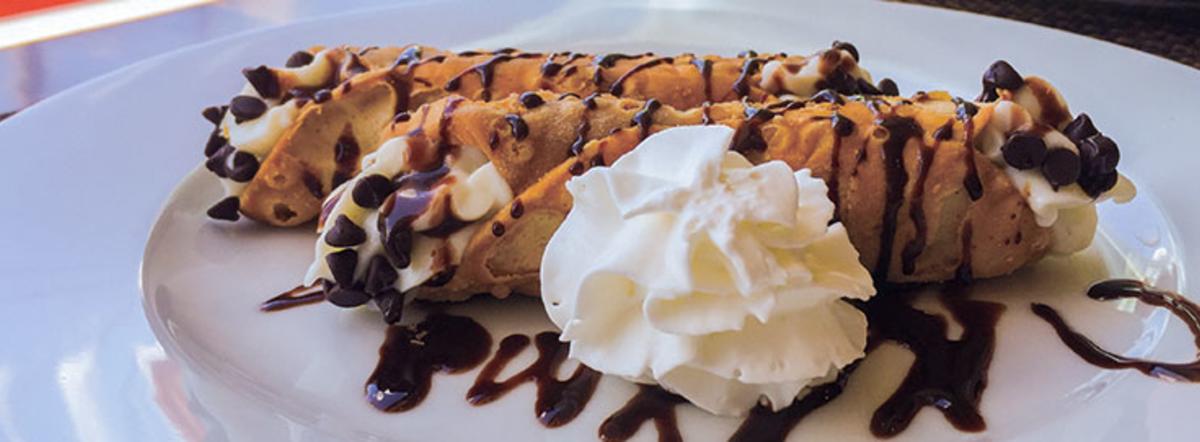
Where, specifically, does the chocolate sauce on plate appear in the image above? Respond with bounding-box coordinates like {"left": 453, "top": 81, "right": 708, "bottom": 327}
{"left": 599, "top": 385, "right": 686, "bottom": 442}
{"left": 729, "top": 369, "right": 853, "bottom": 442}
{"left": 468, "top": 332, "right": 602, "bottom": 427}
{"left": 1033, "top": 279, "right": 1200, "bottom": 382}
{"left": 260, "top": 284, "right": 325, "bottom": 312}
{"left": 365, "top": 313, "right": 492, "bottom": 412}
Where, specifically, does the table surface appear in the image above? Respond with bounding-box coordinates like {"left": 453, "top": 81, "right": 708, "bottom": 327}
{"left": 0, "top": 0, "right": 1197, "bottom": 117}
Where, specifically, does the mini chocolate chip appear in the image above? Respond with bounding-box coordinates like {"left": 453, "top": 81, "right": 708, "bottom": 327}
{"left": 1063, "top": 113, "right": 1099, "bottom": 143}
{"left": 820, "top": 69, "right": 857, "bottom": 95}
{"left": 327, "top": 286, "right": 370, "bottom": 308}
{"left": 313, "top": 89, "right": 332, "bottom": 103}
{"left": 202, "top": 105, "right": 227, "bottom": 125}
{"left": 204, "top": 129, "right": 226, "bottom": 157}
{"left": 393, "top": 112, "right": 411, "bottom": 123}
{"left": 230, "top": 95, "right": 267, "bottom": 123}
{"left": 831, "top": 41, "right": 859, "bottom": 62}
{"left": 1078, "top": 134, "right": 1120, "bottom": 175}
{"left": 505, "top": 114, "right": 529, "bottom": 140}
{"left": 855, "top": 78, "right": 881, "bottom": 95}
{"left": 374, "top": 289, "right": 405, "bottom": 324}
{"left": 206, "top": 196, "right": 240, "bottom": 221}
{"left": 810, "top": 89, "right": 843, "bottom": 104}
{"left": 384, "top": 227, "right": 413, "bottom": 269}
{"left": 955, "top": 99, "right": 979, "bottom": 120}
{"left": 510, "top": 199, "right": 524, "bottom": 219}
{"left": 1079, "top": 170, "right": 1119, "bottom": 198}
{"left": 205, "top": 145, "right": 235, "bottom": 177}
{"left": 590, "top": 155, "right": 605, "bottom": 168}
{"left": 1001, "top": 133, "right": 1047, "bottom": 170}
{"left": 831, "top": 112, "right": 855, "bottom": 137}
{"left": 364, "top": 255, "right": 398, "bottom": 294}
{"left": 1041, "top": 148, "right": 1081, "bottom": 189}
{"left": 878, "top": 78, "right": 899, "bottom": 96}
{"left": 227, "top": 151, "right": 260, "bottom": 182}
{"left": 241, "top": 65, "right": 280, "bottom": 99}
{"left": 325, "top": 215, "right": 367, "bottom": 247}
{"left": 325, "top": 249, "right": 358, "bottom": 286}
{"left": 519, "top": 92, "right": 545, "bottom": 109}
{"left": 491, "top": 221, "right": 505, "bottom": 237}
{"left": 352, "top": 174, "right": 394, "bottom": 208}
{"left": 984, "top": 60, "right": 1024, "bottom": 90}
{"left": 933, "top": 121, "right": 955, "bottom": 141}
{"left": 286, "top": 51, "right": 315, "bottom": 68}
{"left": 424, "top": 268, "right": 456, "bottom": 287}
{"left": 568, "top": 161, "right": 585, "bottom": 176}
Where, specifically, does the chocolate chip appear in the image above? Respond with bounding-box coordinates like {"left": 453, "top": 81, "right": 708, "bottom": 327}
{"left": 285, "top": 51, "right": 314, "bottom": 68}
{"left": 327, "top": 286, "right": 370, "bottom": 308}
{"left": 227, "top": 151, "right": 260, "bottom": 182}
{"left": 590, "top": 155, "right": 606, "bottom": 168}
{"left": 1041, "top": 148, "right": 1081, "bottom": 189}
{"left": 202, "top": 105, "right": 227, "bottom": 125}
{"left": 832, "top": 112, "right": 855, "bottom": 137}
{"left": 230, "top": 95, "right": 267, "bottom": 123}
{"left": 980, "top": 60, "right": 1023, "bottom": 102}
{"left": 510, "top": 199, "right": 524, "bottom": 219}
{"left": 518, "top": 92, "right": 545, "bottom": 109}
{"left": 204, "top": 129, "right": 227, "bottom": 157}
{"left": 855, "top": 78, "right": 881, "bottom": 95}
{"left": 878, "top": 78, "right": 899, "bottom": 96}
{"left": 506, "top": 114, "right": 529, "bottom": 140}
{"left": 955, "top": 99, "right": 979, "bottom": 120}
{"left": 1078, "top": 134, "right": 1120, "bottom": 176}
{"left": 831, "top": 41, "right": 859, "bottom": 62}
{"left": 206, "top": 196, "right": 240, "bottom": 221}
{"left": 313, "top": 89, "right": 332, "bottom": 103}
{"left": 384, "top": 227, "right": 413, "bottom": 269}
{"left": 1001, "top": 133, "right": 1047, "bottom": 170}
{"left": 241, "top": 65, "right": 280, "bottom": 99}
{"left": 424, "top": 268, "right": 456, "bottom": 287}
{"left": 1079, "top": 171, "right": 1119, "bottom": 198}
{"left": 984, "top": 60, "right": 1024, "bottom": 90}
{"left": 393, "top": 112, "right": 411, "bottom": 123}
{"left": 325, "top": 249, "right": 358, "bottom": 286}
{"left": 933, "top": 121, "right": 955, "bottom": 141}
{"left": 205, "top": 145, "right": 235, "bottom": 177}
{"left": 820, "top": 69, "right": 857, "bottom": 95}
{"left": 810, "top": 89, "right": 843, "bottom": 105}
{"left": 568, "top": 161, "right": 585, "bottom": 176}
{"left": 325, "top": 215, "right": 367, "bottom": 247}
{"left": 491, "top": 221, "right": 505, "bottom": 237}
{"left": 1063, "top": 113, "right": 1099, "bottom": 143}
{"left": 737, "top": 49, "right": 759, "bottom": 58}
{"left": 374, "top": 289, "right": 406, "bottom": 324}
{"left": 364, "top": 255, "right": 398, "bottom": 294}
{"left": 352, "top": 174, "right": 394, "bottom": 208}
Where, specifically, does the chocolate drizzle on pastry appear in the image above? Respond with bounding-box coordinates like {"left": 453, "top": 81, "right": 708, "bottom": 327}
{"left": 875, "top": 116, "right": 923, "bottom": 278}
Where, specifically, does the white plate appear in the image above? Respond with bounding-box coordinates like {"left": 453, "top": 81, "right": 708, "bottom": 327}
{"left": 3, "top": 0, "right": 1200, "bottom": 440}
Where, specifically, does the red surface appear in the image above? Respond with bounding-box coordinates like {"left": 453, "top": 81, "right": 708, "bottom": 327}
{"left": 0, "top": 0, "right": 87, "bottom": 18}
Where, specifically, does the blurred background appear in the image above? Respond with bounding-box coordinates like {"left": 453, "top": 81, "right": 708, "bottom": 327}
{"left": 0, "top": 0, "right": 1197, "bottom": 118}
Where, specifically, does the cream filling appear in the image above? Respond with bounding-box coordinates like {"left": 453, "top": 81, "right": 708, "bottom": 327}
{"left": 304, "top": 135, "right": 512, "bottom": 297}
{"left": 214, "top": 49, "right": 337, "bottom": 198}
{"left": 975, "top": 87, "right": 1136, "bottom": 255}
{"left": 759, "top": 48, "right": 873, "bottom": 97}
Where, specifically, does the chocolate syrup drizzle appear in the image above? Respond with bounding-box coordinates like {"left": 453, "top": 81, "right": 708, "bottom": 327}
{"left": 444, "top": 52, "right": 542, "bottom": 101}
{"left": 365, "top": 313, "right": 492, "bottom": 412}
{"left": 864, "top": 285, "right": 1003, "bottom": 437}
{"left": 468, "top": 332, "right": 602, "bottom": 427}
{"left": 899, "top": 119, "right": 954, "bottom": 275}
{"left": 692, "top": 56, "right": 713, "bottom": 102}
{"left": 609, "top": 57, "right": 673, "bottom": 96}
{"left": 259, "top": 284, "right": 325, "bottom": 312}
{"left": 732, "top": 57, "right": 765, "bottom": 97}
{"left": 1033, "top": 279, "right": 1200, "bottom": 382}
{"left": 728, "top": 369, "right": 853, "bottom": 442}
{"left": 875, "top": 117, "right": 923, "bottom": 277}
{"left": 599, "top": 385, "right": 686, "bottom": 442}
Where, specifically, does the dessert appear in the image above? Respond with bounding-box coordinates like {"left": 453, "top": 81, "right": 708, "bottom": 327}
{"left": 216, "top": 42, "right": 1195, "bottom": 442}
{"left": 198, "top": 44, "right": 877, "bottom": 226}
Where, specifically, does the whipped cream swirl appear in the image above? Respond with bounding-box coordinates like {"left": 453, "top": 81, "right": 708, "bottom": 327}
{"left": 542, "top": 126, "right": 875, "bottom": 416}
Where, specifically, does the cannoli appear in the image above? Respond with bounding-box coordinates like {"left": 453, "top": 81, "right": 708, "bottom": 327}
{"left": 303, "top": 65, "right": 1133, "bottom": 320}
{"left": 197, "top": 43, "right": 881, "bottom": 225}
